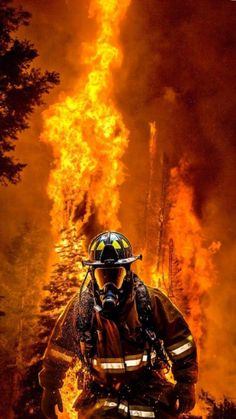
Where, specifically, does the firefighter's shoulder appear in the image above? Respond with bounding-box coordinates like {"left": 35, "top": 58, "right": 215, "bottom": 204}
{"left": 146, "top": 285, "right": 182, "bottom": 315}
{"left": 52, "top": 290, "right": 81, "bottom": 327}
{"left": 146, "top": 286, "right": 197, "bottom": 363}
{"left": 44, "top": 291, "right": 81, "bottom": 363}
{"left": 145, "top": 285, "right": 191, "bottom": 338}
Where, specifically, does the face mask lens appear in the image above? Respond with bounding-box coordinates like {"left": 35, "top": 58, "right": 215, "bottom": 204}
{"left": 94, "top": 267, "right": 126, "bottom": 289}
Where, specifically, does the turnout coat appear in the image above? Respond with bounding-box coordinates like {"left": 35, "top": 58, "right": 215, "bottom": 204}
{"left": 39, "top": 279, "right": 198, "bottom": 418}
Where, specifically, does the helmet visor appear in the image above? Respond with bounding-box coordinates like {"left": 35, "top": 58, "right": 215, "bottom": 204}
{"left": 94, "top": 267, "right": 126, "bottom": 290}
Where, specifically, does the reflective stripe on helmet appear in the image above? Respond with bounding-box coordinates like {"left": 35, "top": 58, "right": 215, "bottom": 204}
{"left": 97, "top": 241, "right": 105, "bottom": 251}
{"left": 122, "top": 238, "right": 129, "bottom": 248}
{"left": 167, "top": 335, "right": 194, "bottom": 360}
{"left": 92, "top": 351, "right": 156, "bottom": 373}
{"left": 112, "top": 240, "right": 122, "bottom": 249}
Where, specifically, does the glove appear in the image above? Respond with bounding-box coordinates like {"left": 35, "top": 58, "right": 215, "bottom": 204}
{"left": 175, "top": 382, "right": 196, "bottom": 413}
{"left": 72, "top": 388, "right": 96, "bottom": 411}
{"left": 41, "top": 389, "right": 63, "bottom": 419}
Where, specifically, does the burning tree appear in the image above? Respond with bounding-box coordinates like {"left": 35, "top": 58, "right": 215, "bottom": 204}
{"left": 12, "top": 228, "right": 86, "bottom": 418}
{"left": 4, "top": 0, "right": 225, "bottom": 417}
{"left": 0, "top": 221, "right": 51, "bottom": 418}
{"left": 12, "top": 1, "right": 132, "bottom": 417}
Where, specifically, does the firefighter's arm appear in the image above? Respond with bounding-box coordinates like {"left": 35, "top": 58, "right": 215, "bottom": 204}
{"left": 149, "top": 288, "right": 197, "bottom": 413}
{"left": 149, "top": 288, "right": 198, "bottom": 383}
{"left": 38, "top": 293, "right": 80, "bottom": 417}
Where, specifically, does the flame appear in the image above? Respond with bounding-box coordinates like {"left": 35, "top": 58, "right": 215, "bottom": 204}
{"left": 142, "top": 144, "right": 220, "bottom": 345}
{"left": 155, "top": 159, "right": 221, "bottom": 416}
{"left": 166, "top": 160, "right": 220, "bottom": 343}
{"left": 41, "top": 0, "right": 131, "bottom": 417}
{"left": 40, "top": 0, "right": 219, "bottom": 412}
{"left": 141, "top": 123, "right": 220, "bottom": 415}
{"left": 141, "top": 122, "right": 162, "bottom": 284}
{"left": 41, "top": 0, "right": 131, "bottom": 236}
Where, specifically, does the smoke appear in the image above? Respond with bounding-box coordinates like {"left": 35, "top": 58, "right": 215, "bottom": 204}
{"left": 115, "top": 0, "right": 236, "bottom": 398}
{"left": 0, "top": 0, "right": 235, "bottom": 413}
{"left": 116, "top": 0, "right": 235, "bottom": 213}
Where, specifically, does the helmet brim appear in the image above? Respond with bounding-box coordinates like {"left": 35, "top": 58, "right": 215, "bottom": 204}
{"left": 82, "top": 254, "right": 142, "bottom": 267}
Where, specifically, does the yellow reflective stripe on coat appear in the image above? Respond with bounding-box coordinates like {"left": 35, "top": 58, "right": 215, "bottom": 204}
{"left": 99, "top": 400, "right": 156, "bottom": 418}
{"left": 100, "top": 361, "right": 125, "bottom": 370}
{"left": 167, "top": 335, "right": 194, "bottom": 359}
{"left": 45, "top": 344, "right": 74, "bottom": 365}
{"left": 129, "top": 405, "right": 155, "bottom": 418}
{"left": 118, "top": 401, "right": 129, "bottom": 416}
{"left": 118, "top": 403, "right": 155, "bottom": 418}
{"left": 92, "top": 357, "right": 125, "bottom": 373}
{"left": 104, "top": 400, "right": 118, "bottom": 408}
{"left": 92, "top": 351, "right": 156, "bottom": 373}
{"left": 93, "top": 398, "right": 118, "bottom": 411}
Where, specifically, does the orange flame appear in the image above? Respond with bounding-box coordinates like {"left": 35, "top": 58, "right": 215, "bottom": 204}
{"left": 41, "top": 0, "right": 131, "bottom": 237}
{"left": 40, "top": 0, "right": 220, "bottom": 412}
{"left": 167, "top": 160, "right": 220, "bottom": 343}
{"left": 41, "top": 1, "right": 131, "bottom": 417}
{"left": 140, "top": 125, "right": 220, "bottom": 413}
{"left": 142, "top": 149, "right": 220, "bottom": 344}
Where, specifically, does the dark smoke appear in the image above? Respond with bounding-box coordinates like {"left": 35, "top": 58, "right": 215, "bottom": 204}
{"left": 115, "top": 0, "right": 236, "bottom": 399}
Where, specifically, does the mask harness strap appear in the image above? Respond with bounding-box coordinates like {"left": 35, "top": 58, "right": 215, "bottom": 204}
{"left": 134, "top": 276, "right": 170, "bottom": 372}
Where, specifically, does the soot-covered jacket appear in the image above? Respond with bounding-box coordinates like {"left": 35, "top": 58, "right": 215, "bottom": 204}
{"left": 38, "top": 280, "right": 198, "bottom": 390}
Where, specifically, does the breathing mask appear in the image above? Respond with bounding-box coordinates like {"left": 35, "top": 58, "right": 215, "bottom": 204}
{"left": 94, "top": 266, "right": 126, "bottom": 311}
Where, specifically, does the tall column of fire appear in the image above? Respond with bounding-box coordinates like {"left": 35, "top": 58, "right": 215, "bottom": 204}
{"left": 40, "top": 1, "right": 131, "bottom": 417}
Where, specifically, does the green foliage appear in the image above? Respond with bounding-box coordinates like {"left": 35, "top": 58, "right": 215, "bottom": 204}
{"left": 0, "top": 0, "right": 59, "bottom": 185}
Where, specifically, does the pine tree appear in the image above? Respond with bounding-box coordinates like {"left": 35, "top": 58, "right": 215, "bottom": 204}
{"left": 13, "top": 228, "right": 86, "bottom": 418}
{"left": 0, "top": 0, "right": 59, "bottom": 185}
{"left": 0, "top": 221, "right": 52, "bottom": 417}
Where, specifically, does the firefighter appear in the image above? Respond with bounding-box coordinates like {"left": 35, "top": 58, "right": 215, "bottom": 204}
{"left": 39, "top": 231, "right": 198, "bottom": 419}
